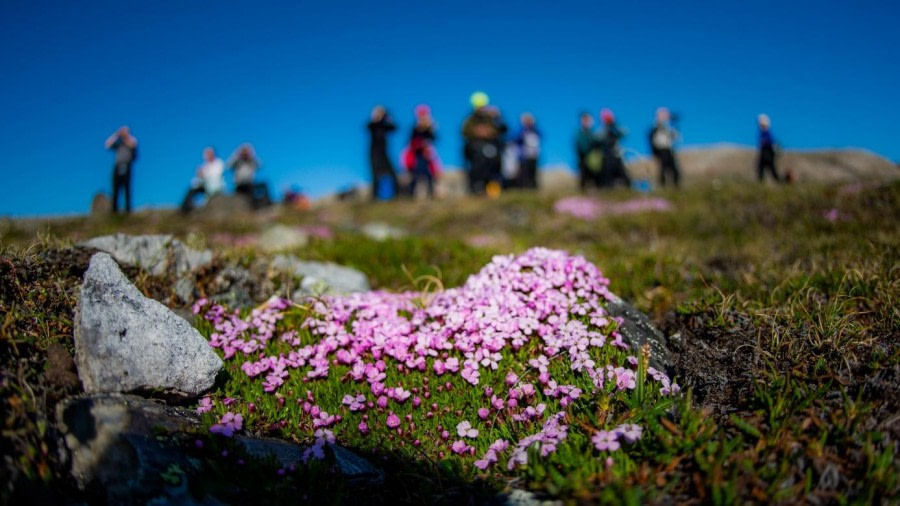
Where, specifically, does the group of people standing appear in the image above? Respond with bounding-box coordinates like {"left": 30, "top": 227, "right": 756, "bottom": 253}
{"left": 104, "top": 126, "right": 270, "bottom": 215}
{"left": 367, "top": 91, "right": 544, "bottom": 200}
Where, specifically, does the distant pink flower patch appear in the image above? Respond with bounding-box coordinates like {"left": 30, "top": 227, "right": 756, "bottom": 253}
{"left": 554, "top": 196, "right": 673, "bottom": 220}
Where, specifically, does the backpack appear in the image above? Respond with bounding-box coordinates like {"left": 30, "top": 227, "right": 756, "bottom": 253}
{"left": 585, "top": 138, "right": 605, "bottom": 174}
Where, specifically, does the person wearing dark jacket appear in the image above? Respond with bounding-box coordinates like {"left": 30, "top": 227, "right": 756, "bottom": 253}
{"left": 649, "top": 107, "right": 681, "bottom": 187}
{"left": 105, "top": 125, "right": 138, "bottom": 214}
{"left": 367, "top": 105, "right": 399, "bottom": 200}
{"left": 756, "top": 114, "right": 781, "bottom": 182}
{"left": 598, "top": 108, "right": 630, "bottom": 188}
{"left": 462, "top": 92, "right": 507, "bottom": 195}
{"left": 574, "top": 112, "right": 596, "bottom": 191}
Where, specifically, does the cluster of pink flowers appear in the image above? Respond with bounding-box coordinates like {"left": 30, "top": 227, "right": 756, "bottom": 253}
{"left": 194, "top": 248, "right": 680, "bottom": 470}
{"left": 506, "top": 412, "right": 569, "bottom": 469}
{"left": 210, "top": 411, "right": 243, "bottom": 437}
{"left": 592, "top": 423, "right": 643, "bottom": 452}
{"left": 554, "top": 196, "right": 673, "bottom": 220}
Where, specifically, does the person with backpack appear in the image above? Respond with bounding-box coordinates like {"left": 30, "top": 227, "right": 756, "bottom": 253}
{"left": 575, "top": 111, "right": 600, "bottom": 191}
{"left": 649, "top": 107, "right": 681, "bottom": 187}
{"left": 513, "top": 112, "right": 541, "bottom": 189}
{"left": 367, "top": 105, "right": 399, "bottom": 200}
{"left": 598, "top": 108, "right": 631, "bottom": 188}
{"left": 756, "top": 114, "right": 782, "bottom": 183}
{"left": 405, "top": 104, "right": 440, "bottom": 198}
{"left": 180, "top": 147, "right": 225, "bottom": 213}
{"left": 105, "top": 125, "right": 138, "bottom": 214}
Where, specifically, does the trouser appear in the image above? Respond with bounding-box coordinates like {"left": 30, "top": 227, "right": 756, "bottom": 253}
{"left": 757, "top": 149, "right": 780, "bottom": 182}
{"left": 180, "top": 186, "right": 207, "bottom": 213}
{"left": 112, "top": 165, "right": 131, "bottom": 214}
{"left": 519, "top": 158, "right": 538, "bottom": 189}
{"left": 236, "top": 182, "right": 271, "bottom": 209}
{"left": 603, "top": 154, "right": 631, "bottom": 188}
{"left": 656, "top": 149, "right": 680, "bottom": 187}
{"left": 372, "top": 170, "right": 398, "bottom": 201}
{"left": 409, "top": 158, "right": 434, "bottom": 198}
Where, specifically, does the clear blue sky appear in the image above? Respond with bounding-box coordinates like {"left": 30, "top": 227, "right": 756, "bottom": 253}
{"left": 1, "top": 1, "right": 897, "bottom": 216}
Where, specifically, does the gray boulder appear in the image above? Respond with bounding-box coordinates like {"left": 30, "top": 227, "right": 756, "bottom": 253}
{"left": 258, "top": 224, "right": 309, "bottom": 253}
{"left": 80, "top": 233, "right": 213, "bottom": 277}
{"left": 90, "top": 192, "right": 112, "bottom": 216}
{"left": 606, "top": 292, "right": 671, "bottom": 371}
{"left": 74, "top": 253, "right": 222, "bottom": 398}
{"left": 271, "top": 255, "right": 370, "bottom": 296}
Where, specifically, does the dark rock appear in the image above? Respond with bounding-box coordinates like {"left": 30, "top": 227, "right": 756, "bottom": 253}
{"left": 56, "top": 393, "right": 202, "bottom": 503}
{"left": 606, "top": 292, "right": 671, "bottom": 371}
{"left": 330, "top": 444, "right": 384, "bottom": 486}
{"left": 194, "top": 193, "right": 252, "bottom": 220}
{"left": 74, "top": 253, "right": 222, "bottom": 399}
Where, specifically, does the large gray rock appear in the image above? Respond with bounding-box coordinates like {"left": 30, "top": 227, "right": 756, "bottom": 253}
{"left": 606, "top": 292, "right": 671, "bottom": 372}
{"left": 80, "top": 233, "right": 213, "bottom": 277}
{"left": 271, "top": 255, "right": 370, "bottom": 296}
{"left": 257, "top": 224, "right": 309, "bottom": 253}
{"left": 74, "top": 253, "right": 222, "bottom": 398}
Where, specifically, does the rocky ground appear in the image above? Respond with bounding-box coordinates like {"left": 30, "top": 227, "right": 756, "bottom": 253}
{"left": 1, "top": 179, "right": 898, "bottom": 504}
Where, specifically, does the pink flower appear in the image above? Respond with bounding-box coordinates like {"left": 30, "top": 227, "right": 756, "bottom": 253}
{"left": 477, "top": 408, "right": 490, "bottom": 420}
{"left": 196, "top": 397, "right": 213, "bottom": 414}
{"left": 505, "top": 372, "right": 519, "bottom": 385}
{"left": 615, "top": 423, "right": 643, "bottom": 443}
{"left": 386, "top": 412, "right": 401, "bottom": 429}
{"left": 210, "top": 412, "right": 243, "bottom": 437}
{"left": 592, "top": 430, "right": 620, "bottom": 451}
{"left": 451, "top": 440, "right": 472, "bottom": 454}
{"left": 358, "top": 421, "right": 369, "bottom": 434}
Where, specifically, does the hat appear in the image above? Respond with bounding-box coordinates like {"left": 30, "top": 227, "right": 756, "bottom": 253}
{"left": 415, "top": 104, "right": 431, "bottom": 117}
{"left": 600, "top": 108, "right": 615, "bottom": 124}
{"left": 757, "top": 114, "right": 771, "bottom": 127}
{"left": 470, "top": 91, "right": 489, "bottom": 109}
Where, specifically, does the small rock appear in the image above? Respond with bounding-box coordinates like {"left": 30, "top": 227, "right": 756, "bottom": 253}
{"left": 74, "top": 253, "right": 222, "bottom": 399}
{"left": 258, "top": 224, "right": 309, "bottom": 253}
{"left": 80, "top": 234, "right": 213, "bottom": 277}
{"left": 361, "top": 222, "right": 407, "bottom": 241}
{"left": 605, "top": 292, "right": 671, "bottom": 372}
{"left": 90, "top": 192, "right": 112, "bottom": 215}
{"left": 271, "top": 255, "right": 370, "bottom": 296}
{"left": 330, "top": 445, "right": 384, "bottom": 486}
{"left": 195, "top": 193, "right": 253, "bottom": 219}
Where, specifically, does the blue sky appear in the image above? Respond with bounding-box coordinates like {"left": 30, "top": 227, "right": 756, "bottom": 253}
{"left": 1, "top": 1, "right": 897, "bottom": 216}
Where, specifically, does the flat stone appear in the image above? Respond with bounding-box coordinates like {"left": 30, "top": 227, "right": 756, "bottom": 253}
{"left": 257, "top": 224, "right": 309, "bottom": 253}
{"left": 80, "top": 234, "right": 213, "bottom": 277}
{"left": 270, "top": 255, "right": 370, "bottom": 296}
{"left": 361, "top": 222, "right": 407, "bottom": 241}
{"left": 74, "top": 253, "right": 222, "bottom": 399}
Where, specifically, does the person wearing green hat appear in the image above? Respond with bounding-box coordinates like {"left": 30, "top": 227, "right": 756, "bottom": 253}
{"left": 462, "top": 91, "right": 507, "bottom": 195}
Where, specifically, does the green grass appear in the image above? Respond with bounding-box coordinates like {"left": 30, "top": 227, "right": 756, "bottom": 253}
{"left": 1, "top": 180, "right": 898, "bottom": 503}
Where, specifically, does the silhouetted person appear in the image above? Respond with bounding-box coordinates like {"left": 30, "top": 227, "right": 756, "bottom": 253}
{"left": 756, "top": 114, "right": 781, "bottom": 182}
{"left": 180, "top": 147, "right": 225, "bottom": 213}
{"left": 407, "top": 105, "right": 439, "bottom": 198}
{"left": 575, "top": 112, "right": 597, "bottom": 191}
{"left": 227, "top": 144, "right": 271, "bottom": 208}
{"left": 462, "top": 92, "right": 507, "bottom": 195}
{"left": 105, "top": 126, "right": 138, "bottom": 214}
{"left": 649, "top": 107, "right": 681, "bottom": 187}
{"left": 598, "top": 108, "right": 631, "bottom": 188}
{"left": 367, "top": 105, "right": 398, "bottom": 200}
{"left": 514, "top": 113, "right": 541, "bottom": 189}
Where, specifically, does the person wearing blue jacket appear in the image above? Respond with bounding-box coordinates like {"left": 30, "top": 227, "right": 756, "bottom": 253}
{"left": 756, "top": 114, "right": 781, "bottom": 182}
